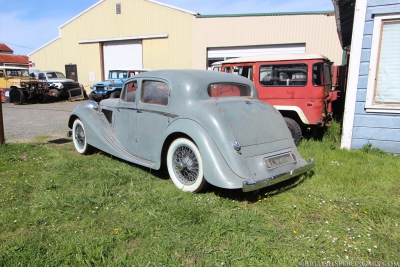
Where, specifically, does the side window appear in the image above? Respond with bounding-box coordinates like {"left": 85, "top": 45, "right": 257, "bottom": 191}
{"left": 324, "top": 64, "right": 332, "bottom": 85}
{"left": 224, "top": 66, "right": 231, "bottom": 73}
{"left": 260, "top": 64, "right": 307, "bottom": 86}
{"left": 38, "top": 73, "right": 46, "bottom": 80}
{"left": 313, "top": 63, "right": 324, "bottom": 86}
{"left": 232, "top": 66, "right": 253, "bottom": 80}
{"left": 141, "top": 80, "right": 169, "bottom": 106}
{"left": 0, "top": 70, "right": 4, "bottom": 77}
{"left": 121, "top": 81, "right": 138, "bottom": 103}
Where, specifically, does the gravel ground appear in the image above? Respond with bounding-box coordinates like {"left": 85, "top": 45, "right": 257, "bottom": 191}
{"left": 1, "top": 100, "right": 87, "bottom": 143}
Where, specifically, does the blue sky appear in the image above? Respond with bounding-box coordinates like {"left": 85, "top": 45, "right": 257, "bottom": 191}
{"left": 0, "top": 0, "right": 334, "bottom": 55}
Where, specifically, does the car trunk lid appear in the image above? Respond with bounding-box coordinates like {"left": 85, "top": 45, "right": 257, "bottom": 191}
{"left": 216, "top": 101, "right": 288, "bottom": 146}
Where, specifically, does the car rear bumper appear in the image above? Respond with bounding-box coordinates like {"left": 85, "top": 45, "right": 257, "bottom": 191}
{"left": 242, "top": 158, "right": 315, "bottom": 192}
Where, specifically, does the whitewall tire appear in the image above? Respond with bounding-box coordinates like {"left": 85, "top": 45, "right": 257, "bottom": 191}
{"left": 72, "top": 119, "right": 92, "bottom": 154}
{"left": 167, "top": 138, "right": 207, "bottom": 192}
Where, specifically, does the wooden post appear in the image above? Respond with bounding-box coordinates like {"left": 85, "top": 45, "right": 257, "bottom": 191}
{"left": 0, "top": 98, "right": 4, "bottom": 145}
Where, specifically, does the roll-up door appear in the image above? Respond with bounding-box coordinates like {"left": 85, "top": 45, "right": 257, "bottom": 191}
{"left": 207, "top": 43, "right": 306, "bottom": 68}
{"left": 103, "top": 40, "right": 143, "bottom": 79}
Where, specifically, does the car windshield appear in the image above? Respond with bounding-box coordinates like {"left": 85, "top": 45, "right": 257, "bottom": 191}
{"left": 6, "top": 69, "right": 29, "bottom": 77}
{"left": 109, "top": 71, "right": 128, "bottom": 79}
{"left": 207, "top": 83, "right": 251, "bottom": 98}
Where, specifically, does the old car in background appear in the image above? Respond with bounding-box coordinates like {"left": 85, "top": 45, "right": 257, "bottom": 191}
{"left": 30, "top": 70, "right": 86, "bottom": 101}
{"left": 89, "top": 69, "right": 148, "bottom": 101}
{"left": 68, "top": 70, "right": 314, "bottom": 192}
{"left": 0, "top": 66, "right": 48, "bottom": 105}
{"left": 220, "top": 53, "right": 339, "bottom": 145}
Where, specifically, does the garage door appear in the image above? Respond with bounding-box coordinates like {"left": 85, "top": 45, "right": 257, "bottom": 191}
{"left": 207, "top": 43, "right": 306, "bottom": 68}
{"left": 103, "top": 40, "right": 143, "bottom": 79}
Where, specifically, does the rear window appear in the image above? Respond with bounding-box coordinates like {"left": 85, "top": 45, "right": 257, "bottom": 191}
{"left": 207, "top": 83, "right": 251, "bottom": 98}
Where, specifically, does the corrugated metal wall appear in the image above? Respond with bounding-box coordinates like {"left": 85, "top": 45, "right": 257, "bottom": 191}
{"left": 192, "top": 14, "right": 343, "bottom": 69}
{"left": 29, "top": 0, "right": 194, "bottom": 91}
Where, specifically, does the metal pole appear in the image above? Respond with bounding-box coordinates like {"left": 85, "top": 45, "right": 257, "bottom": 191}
{"left": 0, "top": 96, "right": 4, "bottom": 145}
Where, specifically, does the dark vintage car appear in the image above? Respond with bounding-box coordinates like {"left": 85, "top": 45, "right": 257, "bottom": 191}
{"left": 68, "top": 70, "right": 314, "bottom": 192}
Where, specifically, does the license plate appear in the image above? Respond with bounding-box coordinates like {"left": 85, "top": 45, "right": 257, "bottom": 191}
{"left": 265, "top": 153, "right": 294, "bottom": 168}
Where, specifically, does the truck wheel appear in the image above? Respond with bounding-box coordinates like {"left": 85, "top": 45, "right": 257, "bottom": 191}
{"left": 110, "top": 91, "right": 120, "bottom": 98}
{"left": 40, "top": 93, "right": 50, "bottom": 103}
{"left": 49, "top": 89, "right": 60, "bottom": 101}
{"left": 284, "top": 117, "right": 302, "bottom": 146}
{"left": 9, "top": 88, "right": 25, "bottom": 105}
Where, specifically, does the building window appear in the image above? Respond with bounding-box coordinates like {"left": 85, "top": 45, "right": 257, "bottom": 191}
{"left": 116, "top": 3, "right": 121, "bottom": 14}
{"left": 366, "top": 14, "right": 400, "bottom": 113}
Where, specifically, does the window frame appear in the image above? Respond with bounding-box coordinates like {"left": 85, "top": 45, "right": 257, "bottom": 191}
{"left": 259, "top": 63, "right": 308, "bottom": 87}
{"left": 140, "top": 80, "right": 169, "bottom": 106}
{"left": 121, "top": 80, "right": 138, "bottom": 103}
{"left": 365, "top": 13, "right": 400, "bottom": 113}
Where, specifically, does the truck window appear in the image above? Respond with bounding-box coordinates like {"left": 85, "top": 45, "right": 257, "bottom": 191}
{"left": 260, "top": 64, "right": 307, "bottom": 86}
{"left": 312, "top": 63, "right": 324, "bottom": 86}
{"left": 324, "top": 64, "right": 332, "bottom": 85}
{"left": 232, "top": 66, "right": 253, "bottom": 80}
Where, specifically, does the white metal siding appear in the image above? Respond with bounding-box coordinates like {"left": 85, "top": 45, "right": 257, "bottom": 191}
{"left": 208, "top": 44, "right": 306, "bottom": 60}
{"left": 103, "top": 40, "right": 143, "bottom": 78}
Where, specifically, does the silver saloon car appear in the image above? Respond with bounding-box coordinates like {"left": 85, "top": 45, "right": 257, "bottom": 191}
{"left": 68, "top": 70, "right": 314, "bottom": 192}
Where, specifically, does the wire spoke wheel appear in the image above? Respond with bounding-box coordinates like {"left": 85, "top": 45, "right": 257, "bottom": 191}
{"left": 167, "top": 138, "right": 207, "bottom": 192}
{"left": 72, "top": 119, "right": 93, "bottom": 155}
{"left": 75, "top": 124, "right": 86, "bottom": 150}
{"left": 172, "top": 145, "right": 199, "bottom": 185}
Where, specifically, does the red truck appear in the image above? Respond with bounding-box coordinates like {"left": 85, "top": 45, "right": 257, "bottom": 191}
{"left": 219, "top": 53, "right": 338, "bottom": 145}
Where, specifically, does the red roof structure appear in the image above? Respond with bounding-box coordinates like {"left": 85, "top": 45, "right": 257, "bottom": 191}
{"left": 0, "top": 54, "right": 28, "bottom": 64}
{"left": 0, "top": 43, "right": 13, "bottom": 53}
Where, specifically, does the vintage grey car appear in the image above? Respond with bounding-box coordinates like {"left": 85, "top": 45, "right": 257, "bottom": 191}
{"left": 68, "top": 70, "right": 314, "bottom": 192}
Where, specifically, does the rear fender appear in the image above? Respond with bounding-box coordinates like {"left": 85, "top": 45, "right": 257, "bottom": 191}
{"left": 163, "top": 119, "right": 253, "bottom": 189}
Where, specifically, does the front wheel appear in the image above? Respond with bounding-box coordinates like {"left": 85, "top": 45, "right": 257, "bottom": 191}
{"left": 49, "top": 89, "right": 60, "bottom": 101}
{"left": 72, "top": 119, "right": 93, "bottom": 154}
{"left": 109, "top": 91, "right": 120, "bottom": 98}
{"left": 284, "top": 117, "right": 302, "bottom": 146}
{"left": 9, "top": 88, "right": 25, "bottom": 105}
{"left": 167, "top": 138, "right": 207, "bottom": 192}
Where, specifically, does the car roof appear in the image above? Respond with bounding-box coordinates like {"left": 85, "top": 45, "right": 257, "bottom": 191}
{"left": 131, "top": 69, "right": 254, "bottom": 85}
{"left": 221, "top": 53, "right": 329, "bottom": 64}
{"left": 127, "top": 69, "right": 256, "bottom": 100}
{"left": 109, "top": 69, "right": 150, "bottom": 72}
{"left": 42, "top": 70, "right": 64, "bottom": 73}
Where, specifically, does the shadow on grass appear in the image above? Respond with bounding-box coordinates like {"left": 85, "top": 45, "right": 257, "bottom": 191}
{"left": 83, "top": 148, "right": 315, "bottom": 202}
{"left": 209, "top": 170, "right": 315, "bottom": 203}
{"left": 48, "top": 138, "right": 72, "bottom": 144}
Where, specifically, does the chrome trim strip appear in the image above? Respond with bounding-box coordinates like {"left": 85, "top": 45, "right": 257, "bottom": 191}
{"left": 242, "top": 158, "right": 315, "bottom": 192}
{"left": 117, "top": 106, "right": 179, "bottom": 118}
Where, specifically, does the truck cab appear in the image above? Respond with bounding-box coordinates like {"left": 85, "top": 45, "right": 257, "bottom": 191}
{"left": 220, "top": 53, "right": 338, "bottom": 145}
{"left": 89, "top": 69, "right": 148, "bottom": 102}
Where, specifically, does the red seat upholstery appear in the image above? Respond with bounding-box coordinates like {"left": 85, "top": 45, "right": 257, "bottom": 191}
{"left": 210, "top": 85, "right": 241, "bottom": 97}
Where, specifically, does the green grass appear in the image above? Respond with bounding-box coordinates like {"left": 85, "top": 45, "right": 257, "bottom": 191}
{"left": 0, "top": 124, "right": 399, "bottom": 266}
